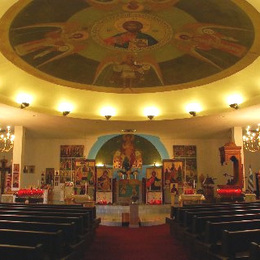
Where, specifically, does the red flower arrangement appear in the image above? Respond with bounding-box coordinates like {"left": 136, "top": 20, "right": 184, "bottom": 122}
{"left": 149, "top": 199, "right": 162, "bottom": 205}
{"left": 184, "top": 188, "right": 195, "bottom": 195}
{"left": 16, "top": 188, "right": 43, "bottom": 198}
{"left": 217, "top": 188, "right": 242, "bottom": 196}
{"left": 97, "top": 199, "right": 108, "bottom": 205}
{"left": 96, "top": 199, "right": 112, "bottom": 205}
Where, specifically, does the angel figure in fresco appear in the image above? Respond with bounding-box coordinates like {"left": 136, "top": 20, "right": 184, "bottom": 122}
{"left": 113, "top": 149, "right": 123, "bottom": 169}
{"left": 173, "top": 23, "right": 248, "bottom": 69}
{"left": 93, "top": 53, "right": 164, "bottom": 89}
{"left": 132, "top": 150, "right": 142, "bottom": 168}
{"left": 12, "top": 22, "right": 89, "bottom": 67}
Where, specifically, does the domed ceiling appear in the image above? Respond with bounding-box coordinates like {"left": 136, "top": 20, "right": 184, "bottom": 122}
{"left": 0, "top": 0, "right": 260, "bottom": 120}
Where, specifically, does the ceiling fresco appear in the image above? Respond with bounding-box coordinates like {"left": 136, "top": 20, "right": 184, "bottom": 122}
{"left": 0, "top": 0, "right": 257, "bottom": 93}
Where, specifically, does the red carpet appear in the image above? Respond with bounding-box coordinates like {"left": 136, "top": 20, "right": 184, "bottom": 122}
{"left": 85, "top": 224, "right": 191, "bottom": 260}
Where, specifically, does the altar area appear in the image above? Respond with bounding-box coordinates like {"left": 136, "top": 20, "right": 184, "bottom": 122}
{"left": 96, "top": 204, "right": 171, "bottom": 226}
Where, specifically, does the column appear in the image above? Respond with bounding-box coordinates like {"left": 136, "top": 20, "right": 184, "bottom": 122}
{"left": 231, "top": 127, "right": 245, "bottom": 190}
{"left": 12, "top": 126, "right": 25, "bottom": 191}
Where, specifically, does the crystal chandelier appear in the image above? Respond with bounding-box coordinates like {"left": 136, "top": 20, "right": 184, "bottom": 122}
{"left": 0, "top": 126, "right": 15, "bottom": 152}
{"left": 243, "top": 125, "right": 260, "bottom": 152}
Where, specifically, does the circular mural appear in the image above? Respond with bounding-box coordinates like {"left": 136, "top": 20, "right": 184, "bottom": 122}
{"left": 0, "top": 0, "right": 258, "bottom": 93}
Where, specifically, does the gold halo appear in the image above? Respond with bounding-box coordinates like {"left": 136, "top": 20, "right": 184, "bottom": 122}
{"left": 114, "top": 16, "right": 150, "bottom": 33}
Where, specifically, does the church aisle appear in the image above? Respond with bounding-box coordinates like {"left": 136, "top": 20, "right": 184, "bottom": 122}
{"left": 84, "top": 224, "right": 191, "bottom": 260}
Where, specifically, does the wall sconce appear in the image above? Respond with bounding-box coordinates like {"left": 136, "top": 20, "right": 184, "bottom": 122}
{"left": 229, "top": 103, "right": 239, "bottom": 110}
{"left": 105, "top": 115, "right": 112, "bottom": 120}
{"left": 100, "top": 106, "right": 116, "bottom": 120}
{"left": 20, "top": 102, "right": 29, "bottom": 109}
{"left": 62, "top": 111, "right": 70, "bottom": 116}
{"left": 186, "top": 103, "right": 201, "bottom": 117}
{"left": 16, "top": 93, "right": 32, "bottom": 109}
{"left": 147, "top": 115, "right": 154, "bottom": 120}
{"left": 227, "top": 94, "right": 243, "bottom": 110}
{"left": 189, "top": 111, "right": 196, "bottom": 117}
{"left": 58, "top": 102, "right": 73, "bottom": 116}
{"left": 144, "top": 107, "right": 159, "bottom": 120}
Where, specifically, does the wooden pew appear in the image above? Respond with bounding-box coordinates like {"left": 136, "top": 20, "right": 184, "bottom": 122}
{"left": 0, "top": 214, "right": 85, "bottom": 237}
{"left": 170, "top": 205, "right": 252, "bottom": 239}
{"left": 170, "top": 206, "right": 257, "bottom": 240}
{"left": 175, "top": 202, "right": 260, "bottom": 223}
{"left": 185, "top": 213, "right": 260, "bottom": 259}
{"left": 249, "top": 242, "right": 260, "bottom": 260}
{"left": 193, "top": 219, "right": 260, "bottom": 260}
{"left": 0, "top": 219, "right": 78, "bottom": 246}
{"left": 192, "top": 213, "right": 260, "bottom": 236}
{"left": 0, "top": 243, "right": 44, "bottom": 260}
{"left": 0, "top": 229, "right": 64, "bottom": 260}
{"left": 0, "top": 203, "right": 100, "bottom": 238}
{"left": 205, "top": 219, "right": 260, "bottom": 246}
{"left": 0, "top": 204, "right": 99, "bottom": 232}
{"left": 0, "top": 209, "right": 89, "bottom": 231}
{"left": 0, "top": 203, "right": 96, "bottom": 221}
{"left": 219, "top": 229, "right": 260, "bottom": 260}
{"left": 184, "top": 208, "right": 260, "bottom": 231}
{"left": 0, "top": 206, "right": 97, "bottom": 242}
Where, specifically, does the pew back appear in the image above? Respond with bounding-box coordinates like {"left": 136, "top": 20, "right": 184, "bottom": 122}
{"left": 205, "top": 219, "right": 260, "bottom": 244}
{"left": 222, "top": 229, "right": 260, "bottom": 258}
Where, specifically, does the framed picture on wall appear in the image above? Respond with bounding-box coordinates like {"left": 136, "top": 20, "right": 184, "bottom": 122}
{"left": 185, "top": 158, "right": 197, "bottom": 184}
{"left": 12, "top": 163, "right": 20, "bottom": 189}
{"left": 45, "top": 168, "right": 54, "bottom": 185}
{"left": 172, "top": 145, "right": 197, "bottom": 187}
{"left": 163, "top": 159, "right": 184, "bottom": 185}
{"left": 173, "top": 145, "right": 196, "bottom": 158}
{"left": 82, "top": 159, "right": 95, "bottom": 186}
{"left": 60, "top": 145, "right": 84, "bottom": 157}
{"left": 96, "top": 167, "right": 112, "bottom": 192}
{"left": 146, "top": 167, "right": 162, "bottom": 192}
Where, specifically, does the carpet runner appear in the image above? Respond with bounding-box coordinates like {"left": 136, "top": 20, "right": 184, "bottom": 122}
{"left": 85, "top": 224, "right": 190, "bottom": 260}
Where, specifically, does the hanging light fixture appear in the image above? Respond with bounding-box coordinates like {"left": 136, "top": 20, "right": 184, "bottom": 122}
{"left": 0, "top": 126, "right": 15, "bottom": 152}
{"left": 243, "top": 125, "right": 260, "bottom": 152}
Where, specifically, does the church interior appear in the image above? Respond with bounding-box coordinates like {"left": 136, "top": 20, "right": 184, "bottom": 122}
{"left": 0, "top": 0, "right": 260, "bottom": 259}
